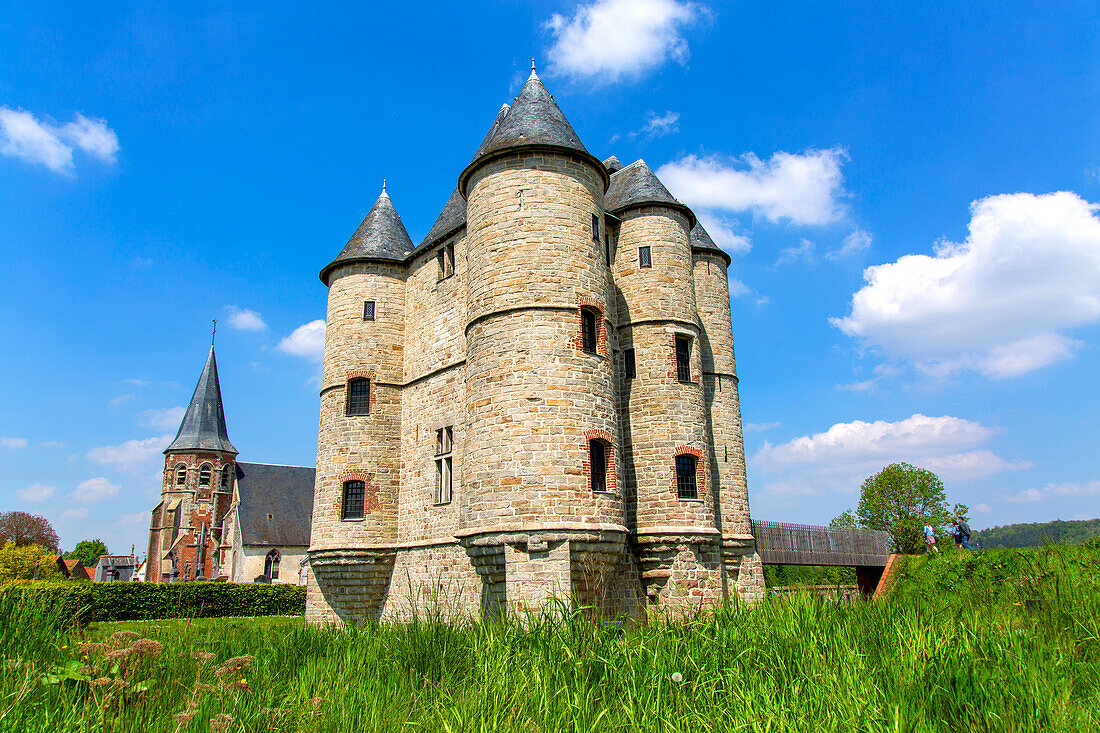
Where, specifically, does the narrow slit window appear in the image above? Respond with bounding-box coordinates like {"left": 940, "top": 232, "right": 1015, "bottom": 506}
{"left": 581, "top": 309, "right": 598, "bottom": 354}
{"left": 604, "top": 233, "right": 611, "bottom": 267}
{"left": 363, "top": 300, "right": 375, "bottom": 321}
{"left": 639, "top": 246, "right": 652, "bottom": 268}
{"left": 341, "top": 480, "right": 365, "bottom": 519}
{"left": 347, "top": 378, "right": 370, "bottom": 415}
{"left": 675, "top": 336, "right": 692, "bottom": 382}
{"left": 591, "top": 213, "right": 600, "bottom": 242}
{"left": 589, "top": 439, "right": 607, "bottom": 493}
{"left": 676, "top": 454, "right": 698, "bottom": 499}
{"left": 435, "top": 426, "right": 453, "bottom": 505}
{"left": 624, "top": 348, "right": 636, "bottom": 379}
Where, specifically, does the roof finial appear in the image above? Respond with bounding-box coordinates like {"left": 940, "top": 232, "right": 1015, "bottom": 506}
{"left": 381, "top": 178, "right": 388, "bottom": 198}
{"left": 532, "top": 57, "right": 536, "bottom": 72}
{"left": 211, "top": 319, "right": 217, "bottom": 347}
{"left": 529, "top": 57, "right": 539, "bottom": 80}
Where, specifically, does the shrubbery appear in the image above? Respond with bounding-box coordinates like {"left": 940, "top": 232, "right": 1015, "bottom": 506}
{"left": 0, "top": 581, "right": 305, "bottom": 624}
{"left": 0, "top": 542, "right": 64, "bottom": 583}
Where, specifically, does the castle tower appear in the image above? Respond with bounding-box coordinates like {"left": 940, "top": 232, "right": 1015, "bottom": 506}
{"left": 307, "top": 186, "right": 411, "bottom": 623}
{"left": 146, "top": 346, "right": 237, "bottom": 582}
{"left": 456, "top": 69, "right": 630, "bottom": 613}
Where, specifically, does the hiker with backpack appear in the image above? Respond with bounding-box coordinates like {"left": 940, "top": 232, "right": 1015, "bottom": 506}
{"left": 952, "top": 516, "right": 974, "bottom": 550}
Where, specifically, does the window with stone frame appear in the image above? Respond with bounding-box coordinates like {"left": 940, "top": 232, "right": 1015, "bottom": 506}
{"left": 435, "top": 426, "right": 453, "bottom": 505}
{"left": 198, "top": 463, "right": 212, "bottom": 487}
{"left": 604, "top": 233, "right": 612, "bottom": 267}
{"left": 346, "top": 378, "right": 370, "bottom": 416}
{"left": 624, "top": 348, "right": 636, "bottom": 379}
{"left": 589, "top": 439, "right": 609, "bottom": 492}
{"left": 220, "top": 465, "right": 232, "bottom": 491}
{"left": 675, "top": 335, "right": 692, "bottom": 382}
{"left": 341, "top": 480, "right": 365, "bottom": 520}
{"left": 363, "top": 300, "right": 376, "bottom": 321}
{"left": 437, "top": 241, "right": 455, "bottom": 281}
{"left": 580, "top": 308, "right": 599, "bottom": 354}
{"left": 676, "top": 454, "right": 698, "bottom": 500}
{"left": 591, "top": 213, "right": 600, "bottom": 243}
{"left": 264, "top": 549, "right": 281, "bottom": 580}
{"left": 639, "top": 245, "right": 652, "bottom": 268}
{"left": 175, "top": 464, "right": 187, "bottom": 485}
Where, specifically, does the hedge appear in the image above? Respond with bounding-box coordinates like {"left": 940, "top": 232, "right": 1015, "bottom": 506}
{"left": 0, "top": 581, "right": 305, "bottom": 624}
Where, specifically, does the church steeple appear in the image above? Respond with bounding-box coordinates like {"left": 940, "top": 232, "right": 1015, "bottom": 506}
{"left": 165, "top": 346, "right": 237, "bottom": 455}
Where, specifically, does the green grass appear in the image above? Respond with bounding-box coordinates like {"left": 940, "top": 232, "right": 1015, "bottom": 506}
{"left": 2, "top": 544, "right": 1098, "bottom": 732}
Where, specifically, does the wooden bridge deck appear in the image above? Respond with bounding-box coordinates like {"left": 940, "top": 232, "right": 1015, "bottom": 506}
{"left": 752, "top": 520, "right": 893, "bottom": 567}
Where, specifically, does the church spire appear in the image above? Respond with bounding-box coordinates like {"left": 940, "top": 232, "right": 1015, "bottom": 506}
{"left": 165, "top": 345, "right": 237, "bottom": 454}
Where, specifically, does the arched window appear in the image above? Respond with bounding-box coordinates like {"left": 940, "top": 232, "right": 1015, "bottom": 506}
{"left": 175, "top": 464, "right": 187, "bottom": 485}
{"left": 264, "top": 549, "right": 280, "bottom": 580}
{"left": 341, "top": 480, "right": 365, "bottom": 519}
{"left": 346, "top": 378, "right": 370, "bottom": 416}
{"left": 198, "top": 463, "right": 212, "bottom": 486}
{"left": 220, "top": 466, "right": 232, "bottom": 491}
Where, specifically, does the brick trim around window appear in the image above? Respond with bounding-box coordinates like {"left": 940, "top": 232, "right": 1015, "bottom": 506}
{"left": 336, "top": 468, "right": 379, "bottom": 516}
{"left": 572, "top": 296, "right": 609, "bottom": 358}
{"left": 667, "top": 335, "right": 698, "bottom": 384}
{"left": 583, "top": 428, "right": 617, "bottom": 493}
{"left": 672, "top": 445, "right": 705, "bottom": 500}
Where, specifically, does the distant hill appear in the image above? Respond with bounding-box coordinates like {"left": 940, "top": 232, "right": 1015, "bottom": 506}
{"left": 974, "top": 518, "right": 1100, "bottom": 548}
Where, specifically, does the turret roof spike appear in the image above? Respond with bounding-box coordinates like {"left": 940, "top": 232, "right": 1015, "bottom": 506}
{"left": 320, "top": 187, "right": 414, "bottom": 283}
{"left": 165, "top": 346, "right": 237, "bottom": 454}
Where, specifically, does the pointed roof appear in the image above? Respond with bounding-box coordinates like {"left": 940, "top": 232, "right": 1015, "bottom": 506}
{"left": 690, "top": 221, "right": 732, "bottom": 267}
{"left": 473, "top": 103, "right": 511, "bottom": 160}
{"left": 165, "top": 347, "right": 237, "bottom": 455}
{"left": 604, "top": 159, "right": 696, "bottom": 228}
{"left": 459, "top": 70, "right": 607, "bottom": 194}
{"left": 319, "top": 186, "right": 414, "bottom": 284}
{"left": 602, "top": 155, "right": 624, "bottom": 174}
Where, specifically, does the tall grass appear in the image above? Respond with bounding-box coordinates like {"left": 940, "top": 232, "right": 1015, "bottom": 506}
{"left": 1, "top": 545, "right": 1097, "bottom": 732}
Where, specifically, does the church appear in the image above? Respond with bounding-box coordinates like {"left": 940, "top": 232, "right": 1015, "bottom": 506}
{"left": 306, "top": 67, "right": 764, "bottom": 623}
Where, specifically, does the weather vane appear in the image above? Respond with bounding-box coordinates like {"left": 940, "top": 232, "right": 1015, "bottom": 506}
{"left": 211, "top": 319, "right": 217, "bottom": 346}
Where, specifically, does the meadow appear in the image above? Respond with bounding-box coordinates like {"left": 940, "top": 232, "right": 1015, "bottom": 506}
{"left": 1, "top": 544, "right": 1097, "bottom": 732}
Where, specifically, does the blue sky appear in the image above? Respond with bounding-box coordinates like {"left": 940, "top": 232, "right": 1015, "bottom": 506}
{"left": 2, "top": 1, "right": 1098, "bottom": 555}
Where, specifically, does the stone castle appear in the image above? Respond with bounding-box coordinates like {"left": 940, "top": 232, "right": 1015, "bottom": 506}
{"left": 306, "top": 68, "right": 764, "bottom": 622}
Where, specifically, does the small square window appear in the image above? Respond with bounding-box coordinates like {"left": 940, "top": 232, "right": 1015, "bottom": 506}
{"left": 592, "top": 213, "right": 600, "bottom": 243}
{"left": 676, "top": 454, "right": 698, "bottom": 500}
{"left": 363, "top": 300, "right": 375, "bottom": 321}
{"left": 624, "top": 348, "right": 636, "bottom": 379}
{"left": 639, "top": 246, "right": 652, "bottom": 268}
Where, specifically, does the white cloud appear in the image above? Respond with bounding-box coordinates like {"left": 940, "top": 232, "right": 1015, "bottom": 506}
{"left": 225, "top": 305, "right": 267, "bottom": 332}
{"left": 0, "top": 107, "right": 118, "bottom": 174}
{"left": 16, "top": 483, "right": 56, "bottom": 502}
{"left": 1007, "top": 480, "right": 1100, "bottom": 503}
{"left": 832, "top": 192, "right": 1100, "bottom": 379}
{"left": 694, "top": 211, "right": 752, "bottom": 254}
{"left": 62, "top": 507, "right": 90, "bottom": 520}
{"left": 86, "top": 434, "right": 173, "bottom": 472}
{"left": 974, "top": 502, "right": 992, "bottom": 514}
{"left": 1, "top": 437, "right": 29, "bottom": 448}
{"left": 743, "top": 422, "right": 781, "bottom": 433}
{"left": 827, "top": 228, "right": 872, "bottom": 260}
{"left": 277, "top": 320, "right": 326, "bottom": 362}
{"left": 775, "top": 239, "right": 815, "bottom": 266}
{"left": 545, "top": 0, "right": 705, "bottom": 82}
{"left": 140, "top": 407, "right": 185, "bottom": 432}
{"left": 116, "top": 512, "right": 149, "bottom": 528}
{"left": 124, "top": 378, "right": 150, "bottom": 387}
{"left": 39, "top": 440, "right": 65, "bottom": 449}
{"left": 658, "top": 148, "right": 849, "bottom": 228}
{"left": 752, "top": 413, "right": 1030, "bottom": 499}
{"left": 109, "top": 393, "right": 135, "bottom": 408}
{"left": 641, "top": 110, "right": 680, "bottom": 138}
{"left": 70, "top": 477, "right": 120, "bottom": 504}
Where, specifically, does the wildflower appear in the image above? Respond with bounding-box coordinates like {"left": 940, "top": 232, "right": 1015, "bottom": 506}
{"left": 104, "top": 649, "right": 133, "bottom": 663}
{"left": 173, "top": 710, "right": 197, "bottom": 724}
{"left": 307, "top": 697, "right": 327, "bottom": 710}
{"left": 80, "top": 642, "right": 106, "bottom": 656}
{"left": 210, "top": 713, "right": 235, "bottom": 732}
{"left": 107, "top": 630, "right": 140, "bottom": 648}
{"left": 79, "top": 665, "right": 96, "bottom": 676}
{"left": 214, "top": 655, "right": 253, "bottom": 677}
{"left": 192, "top": 650, "right": 216, "bottom": 664}
{"left": 92, "top": 677, "right": 113, "bottom": 688}
{"left": 196, "top": 683, "right": 217, "bottom": 692}
{"left": 128, "top": 639, "right": 164, "bottom": 657}
{"left": 671, "top": 672, "right": 683, "bottom": 683}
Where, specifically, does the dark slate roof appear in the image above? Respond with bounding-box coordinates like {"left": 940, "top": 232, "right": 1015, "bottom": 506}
{"left": 166, "top": 348, "right": 237, "bottom": 454}
{"left": 234, "top": 462, "right": 315, "bottom": 547}
{"left": 319, "top": 188, "right": 414, "bottom": 284}
{"left": 602, "top": 155, "right": 623, "bottom": 174}
{"left": 690, "top": 221, "right": 732, "bottom": 266}
{"left": 473, "top": 103, "right": 511, "bottom": 161}
{"left": 460, "top": 71, "right": 606, "bottom": 194}
{"left": 604, "top": 159, "right": 696, "bottom": 228}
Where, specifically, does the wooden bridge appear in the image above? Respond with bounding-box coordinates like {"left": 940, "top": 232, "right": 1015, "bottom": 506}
{"left": 751, "top": 520, "right": 895, "bottom": 595}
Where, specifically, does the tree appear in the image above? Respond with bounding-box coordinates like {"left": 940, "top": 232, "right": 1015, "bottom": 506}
{"left": 856, "top": 463, "right": 948, "bottom": 554}
{"left": 829, "top": 509, "right": 858, "bottom": 528}
{"left": 950, "top": 503, "right": 970, "bottom": 523}
{"left": 0, "top": 511, "right": 59, "bottom": 550}
{"left": 65, "top": 539, "right": 108, "bottom": 568}
{"left": 0, "top": 543, "right": 64, "bottom": 582}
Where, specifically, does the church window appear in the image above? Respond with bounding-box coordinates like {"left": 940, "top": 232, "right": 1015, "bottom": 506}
{"left": 675, "top": 336, "right": 692, "bottom": 382}
{"left": 342, "top": 481, "right": 365, "bottom": 519}
{"left": 347, "top": 378, "right": 370, "bottom": 416}
{"left": 591, "top": 213, "right": 600, "bottom": 243}
{"left": 363, "top": 300, "right": 375, "bottom": 321}
{"left": 624, "top": 348, "right": 636, "bottom": 379}
{"left": 198, "top": 463, "right": 212, "bottom": 486}
{"left": 438, "top": 242, "right": 455, "bottom": 280}
{"left": 676, "top": 454, "right": 698, "bottom": 500}
{"left": 175, "top": 465, "right": 187, "bottom": 485}
{"left": 581, "top": 308, "right": 598, "bottom": 354}
{"left": 639, "top": 246, "right": 652, "bottom": 268}
{"left": 221, "top": 466, "right": 232, "bottom": 491}
{"left": 435, "top": 426, "right": 453, "bottom": 505}
{"left": 265, "top": 549, "right": 281, "bottom": 580}
{"left": 589, "top": 439, "right": 608, "bottom": 493}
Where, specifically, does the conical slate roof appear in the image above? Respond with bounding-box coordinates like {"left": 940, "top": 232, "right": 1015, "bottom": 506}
{"left": 604, "top": 159, "right": 696, "bottom": 227}
{"left": 459, "top": 70, "right": 606, "bottom": 194}
{"left": 473, "top": 103, "right": 511, "bottom": 160}
{"left": 320, "top": 188, "right": 414, "bottom": 284}
{"left": 165, "top": 347, "right": 237, "bottom": 455}
{"left": 690, "top": 221, "right": 732, "bottom": 266}
{"left": 602, "top": 155, "right": 624, "bottom": 174}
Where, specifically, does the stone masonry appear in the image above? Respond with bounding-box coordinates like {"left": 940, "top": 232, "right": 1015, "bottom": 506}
{"left": 305, "top": 69, "right": 764, "bottom": 623}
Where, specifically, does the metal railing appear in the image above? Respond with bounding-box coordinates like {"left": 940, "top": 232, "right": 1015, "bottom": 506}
{"left": 752, "top": 520, "right": 893, "bottom": 567}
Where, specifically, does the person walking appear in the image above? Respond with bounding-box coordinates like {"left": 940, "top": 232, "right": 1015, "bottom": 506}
{"left": 953, "top": 516, "right": 974, "bottom": 550}
{"left": 923, "top": 521, "right": 940, "bottom": 554}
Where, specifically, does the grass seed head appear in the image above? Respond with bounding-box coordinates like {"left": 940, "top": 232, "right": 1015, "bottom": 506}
{"left": 214, "top": 655, "right": 253, "bottom": 677}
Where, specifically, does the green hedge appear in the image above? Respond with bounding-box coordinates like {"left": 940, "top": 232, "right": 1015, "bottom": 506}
{"left": 0, "top": 581, "right": 305, "bottom": 624}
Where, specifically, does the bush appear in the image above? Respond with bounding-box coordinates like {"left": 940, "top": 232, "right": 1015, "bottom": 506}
{"left": 0, "top": 542, "right": 64, "bottom": 582}
{"left": 0, "top": 581, "right": 305, "bottom": 624}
